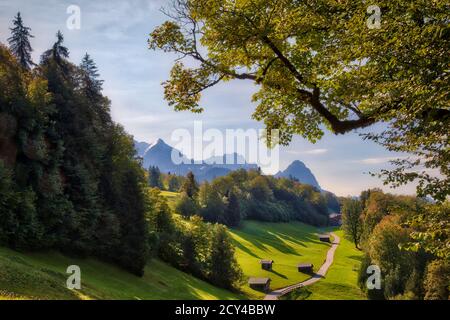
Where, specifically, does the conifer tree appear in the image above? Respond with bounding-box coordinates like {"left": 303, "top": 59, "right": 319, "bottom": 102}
{"left": 41, "top": 30, "right": 69, "bottom": 65}
{"left": 167, "top": 174, "right": 181, "bottom": 192}
{"left": 181, "top": 171, "right": 199, "bottom": 199}
{"left": 225, "top": 191, "right": 241, "bottom": 227}
{"left": 148, "top": 166, "right": 163, "bottom": 189}
{"left": 80, "top": 53, "right": 104, "bottom": 99}
{"left": 7, "top": 12, "right": 34, "bottom": 69}
{"left": 209, "top": 225, "right": 242, "bottom": 289}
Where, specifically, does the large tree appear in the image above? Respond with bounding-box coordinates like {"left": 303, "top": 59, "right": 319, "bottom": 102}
{"left": 341, "top": 198, "right": 363, "bottom": 249}
{"left": 209, "top": 224, "right": 242, "bottom": 289}
{"left": 180, "top": 171, "right": 199, "bottom": 199}
{"left": 149, "top": 0, "right": 449, "bottom": 200}
{"left": 224, "top": 191, "right": 241, "bottom": 227}
{"left": 41, "top": 30, "right": 69, "bottom": 66}
{"left": 79, "top": 53, "right": 104, "bottom": 100}
{"left": 148, "top": 165, "right": 163, "bottom": 189}
{"left": 8, "top": 12, "right": 34, "bottom": 69}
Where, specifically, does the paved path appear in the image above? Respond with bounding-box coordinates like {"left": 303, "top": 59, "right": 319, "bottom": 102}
{"left": 263, "top": 232, "right": 340, "bottom": 300}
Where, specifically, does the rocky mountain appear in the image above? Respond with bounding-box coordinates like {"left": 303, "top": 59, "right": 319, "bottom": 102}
{"left": 134, "top": 140, "right": 323, "bottom": 189}
{"left": 275, "top": 160, "right": 321, "bottom": 190}
{"left": 134, "top": 141, "right": 151, "bottom": 157}
{"left": 134, "top": 139, "right": 257, "bottom": 182}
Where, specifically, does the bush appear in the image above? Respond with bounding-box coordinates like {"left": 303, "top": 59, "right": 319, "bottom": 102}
{"left": 423, "top": 260, "right": 449, "bottom": 300}
{"left": 175, "top": 192, "right": 199, "bottom": 217}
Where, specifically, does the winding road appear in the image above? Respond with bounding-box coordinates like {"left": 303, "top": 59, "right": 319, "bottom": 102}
{"left": 263, "top": 232, "right": 340, "bottom": 300}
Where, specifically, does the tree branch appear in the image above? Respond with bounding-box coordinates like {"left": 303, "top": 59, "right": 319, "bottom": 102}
{"left": 306, "top": 87, "right": 376, "bottom": 134}
{"left": 261, "top": 35, "right": 376, "bottom": 134}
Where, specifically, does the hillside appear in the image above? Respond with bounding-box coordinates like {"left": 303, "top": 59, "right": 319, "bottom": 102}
{"left": 229, "top": 221, "right": 332, "bottom": 299}
{"left": 0, "top": 220, "right": 364, "bottom": 300}
{"left": 299, "top": 229, "right": 366, "bottom": 300}
{"left": 161, "top": 191, "right": 363, "bottom": 300}
{"left": 0, "top": 246, "right": 242, "bottom": 300}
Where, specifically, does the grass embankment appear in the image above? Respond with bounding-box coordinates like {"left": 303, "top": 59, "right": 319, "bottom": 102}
{"left": 229, "top": 221, "right": 332, "bottom": 299}
{"left": 281, "top": 229, "right": 366, "bottom": 300}
{"left": 0, "top": 246, "right": 241, "bottom": 300}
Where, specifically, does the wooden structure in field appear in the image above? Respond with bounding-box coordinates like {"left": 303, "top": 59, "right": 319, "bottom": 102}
{"left": 248, "top": 277, "right": 271, "bottom": 292}
{"left": 319, "top": 234, "right": 331, "bottom": 242}
{"left": 260, "top": 259, "right": 274, "bottom": 271}
{"left": 297, "top": 263, "right": 314, "bottom": 273}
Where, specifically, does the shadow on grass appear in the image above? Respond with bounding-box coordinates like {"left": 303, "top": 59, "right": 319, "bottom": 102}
{"left": 268, "top": 268, "right": 288, "bottom": 279}
{"left": 348, "top": 255, "right": 364, "bottom": 262}
{"left": 232, "top": 240, "right": 262, "bottom": 259}
{"left": 233, "top": 221, "right": 327, "bottom": 256}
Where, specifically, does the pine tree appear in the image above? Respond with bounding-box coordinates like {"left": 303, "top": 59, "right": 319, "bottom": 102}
{"left": 167, "top": 174, "right": 180, "bottom": 191}
{"left": 80, "top": 53, "right": 104, "bottom": 99}
{"left": 148, "top": 166, "right": 163, "bottom": 188}
{"left": 181, "top": 171, "right": 199, "bottom": 199}
{"left": 41, "top": 30, "right": 69, "bottom": 65}
{"left": 182, "top": 233, "right": 199, "bottom": 274}
{"left": 7, "top": 12, "right": 34, "bottom": 69}
{"left": 225, "top": 191, "right": 241, "bottom": 227}
{"left": 209, "top": 225, "right": 242, "bottom": 289}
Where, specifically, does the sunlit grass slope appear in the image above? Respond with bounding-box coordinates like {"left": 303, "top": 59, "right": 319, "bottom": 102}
{"left": 281, "top": 229, "right": 365, "bottom": 300}
{"left": 229, "top": 221, "right": 331, "bottom": 299}
{"left": 160, "top": 190, "right": 179, "bottom": 210}
{"left": 0, "top": 246, "right": 241, "bottom": 300}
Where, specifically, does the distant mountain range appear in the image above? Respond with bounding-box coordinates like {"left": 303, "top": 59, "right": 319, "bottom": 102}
{"left": 134, "top": 139, "right": 321, "bottom": 188}
{"left": 134, "top": 139, "right": 257, "bottom": 182}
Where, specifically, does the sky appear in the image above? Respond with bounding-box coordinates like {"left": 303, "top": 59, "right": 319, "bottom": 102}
{"left": 0, "top": 0, "right": 418, "bottom": 196}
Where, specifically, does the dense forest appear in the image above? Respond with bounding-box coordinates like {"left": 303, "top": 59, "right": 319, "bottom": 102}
{"left": 341, "top": 190, "right": 449, "bottom": 300}
{"left": 149, "top": 162, "right": 337, "bottom": 228}
{"left": 172, "top": 169, "right": 333, "bottom": 227}
{"left": 0, "top": 14, "right": 148, "bottom": 276}
{"left": 0, "top": 13, "right": 243, "bottom": 290}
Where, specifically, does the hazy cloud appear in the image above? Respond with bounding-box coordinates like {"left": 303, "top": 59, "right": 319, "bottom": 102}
{"left": 288, "top": 148, "right": 328, "bottom": 155}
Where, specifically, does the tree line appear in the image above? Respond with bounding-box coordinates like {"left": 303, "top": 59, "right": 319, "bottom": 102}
{"left": 341, "top": 190, "right": 449, "bottom": 300}
{"left": 0, "top": 13, "right": 148, "bottom": 275}
{"left": 172, "top": 169, "right": 334, "bottom": 227}
{"left": 146, "top": 188, "right": 242, "bottom": 290}
{"left": 148, "top": 165, "right": 185, "bottom": 191}
{"left": 0, "top": 13, "right": 243, "bottom": 290}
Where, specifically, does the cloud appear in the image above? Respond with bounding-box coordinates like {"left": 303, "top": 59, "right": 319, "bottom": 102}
{"left": 288, "top": 148, "right": 328, "bottom": 155}
{"left": 305, "top": 148, "right": 328, "bottom": 155}
{"left": 356, "top": 157, "right": 398, "bottom": 164}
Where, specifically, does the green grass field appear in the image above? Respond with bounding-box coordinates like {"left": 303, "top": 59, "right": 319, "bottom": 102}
{"left": 0, "top": 246, "right": 242, "bottom": 300}
{"left": 0, "top": 193, "right": 364, "bottom": 300}
{"left": 281, "top": 229, "right": 366, "bottom": 300}
{"left": 229, "top": 221, "right": 332, "bottom": 298}
{"left": 159, "top": 191, "right": 360, "bottom": 300}
{"left": 160, "top": 190, "right": 179, "bottom": 210}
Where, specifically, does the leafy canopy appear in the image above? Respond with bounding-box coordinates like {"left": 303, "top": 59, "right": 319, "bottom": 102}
{"left": 149, "top": 0, "right": 449, "bottom": 200}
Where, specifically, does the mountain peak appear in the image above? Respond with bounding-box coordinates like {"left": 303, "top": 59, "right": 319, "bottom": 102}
{"left": 149, "top": 138, "right": 171, "bottom": 151}
{"left": 275, "top": 160, "right": 321, "bottom": 190}
{"left": 290, "top": 160, "right": 306, "bottom": 167}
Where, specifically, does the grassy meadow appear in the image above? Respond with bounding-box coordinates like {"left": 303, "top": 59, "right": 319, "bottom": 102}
{"left": 160, "top": 190, "right": 179, "bottom": 210}
{"left": 0, "top": 196, "right": 364, "bottom": 300}
{"left": 229, "top": 221, "right": 332, "bottom": 298}
{"left": 0, "top": 246, "right": 241, "bottom": 300}
{"left": 281, "top": 229, "right": 365, "bottom": 300}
